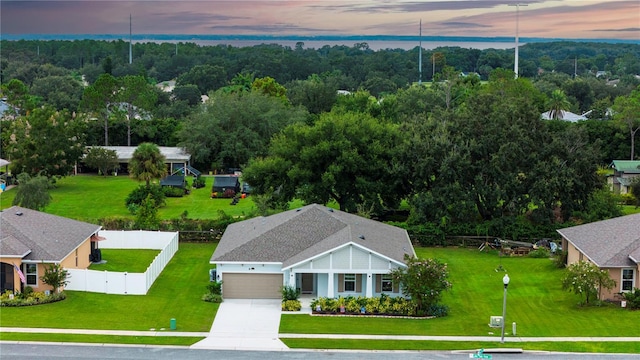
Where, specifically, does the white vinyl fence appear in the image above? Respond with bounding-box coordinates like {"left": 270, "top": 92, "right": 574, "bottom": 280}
{"left": 66, "top": 230, "right": 179, "bottom": 295}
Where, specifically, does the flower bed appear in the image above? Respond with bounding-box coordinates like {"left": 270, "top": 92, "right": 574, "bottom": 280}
{"left": 0, "top": 289, "right": 66, "bottom": 307}
{"left": 310, "top": 295, "right": 448, "bottom": 318}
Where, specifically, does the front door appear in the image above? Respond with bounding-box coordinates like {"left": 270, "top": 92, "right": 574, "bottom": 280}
{"left": 301, "top": 273, "right": 314, "bottom": 294}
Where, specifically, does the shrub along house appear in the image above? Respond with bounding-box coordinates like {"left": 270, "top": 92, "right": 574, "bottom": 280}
{"left": 557, "top": 213, "right": 640, "bottom": 301}
{"left": 0, "top": 206, "right": 103, "bottom": 294}
{"left": 210, "top": 204, "right": 415, "bottom": 299}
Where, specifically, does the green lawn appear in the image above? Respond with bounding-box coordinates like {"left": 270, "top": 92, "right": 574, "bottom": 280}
{"left": 0, "top": 332, "right": 202, "bottom": 346}
{"left": 0, "top": 175, "right": 257, "bottom": 222}
{"left": 281, "top": 339, "right": 640, "bottom": 354}
{"left": 89, "top": 249, "right": 161, "bottom": 272}
{"left": 0, "top": 242, "right": 218, "bottom": 332}
{"left": 281, "top": 248, "right": 640, "bottom": 337}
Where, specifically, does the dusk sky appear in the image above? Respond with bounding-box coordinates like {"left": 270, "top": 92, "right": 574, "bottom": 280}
{"left": 1, "top": 0, "right": 639, "bottom": 40}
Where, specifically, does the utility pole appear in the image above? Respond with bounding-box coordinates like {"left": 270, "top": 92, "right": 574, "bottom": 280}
{"left": 418, "top": 19, "right": 422, "bottom": 85}
{"left": 129, "top": 14, "right": 132, "bottom": 64}
{"left": 508, "top": 3, "right": 527, "bottom": 78}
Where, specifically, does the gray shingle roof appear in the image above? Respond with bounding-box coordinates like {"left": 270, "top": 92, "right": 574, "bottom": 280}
{"left": 88, "top": 146, "right": 190, "bottom": 163}
{"left": 0, "top": 206, "right": 101, "bottom": 262}
{"left": 556, "top": 213, "right": 640, "bottom": 267}
{"left": 211, "top": 204, "right": 415, "bottom": 267}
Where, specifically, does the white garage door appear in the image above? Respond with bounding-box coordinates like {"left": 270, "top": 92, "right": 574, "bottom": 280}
{"left": 222, "top": 273, "right": 283, "bottom": 299}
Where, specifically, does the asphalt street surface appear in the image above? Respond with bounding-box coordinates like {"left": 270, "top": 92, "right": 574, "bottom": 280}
{"left": 1, "top": 343, "right": 640, "bottom": 360}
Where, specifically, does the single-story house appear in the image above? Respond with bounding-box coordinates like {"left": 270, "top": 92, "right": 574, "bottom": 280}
{"left": 211, "top": 175, "right": 240, "bottom": 198}
{"left": 82, "top": 146, "right": 192, "bottom": 175}
{"left": 210, "top": 204, "right": 415, "bottom": 299}
{"left": 557, "top": 213, "right": 640, "bottom": 300}
{"left": 609, "top": 160, "right": 640, "bottom": 195}
{"left": 0, "top": 206, "right": 103, "bottom": 294}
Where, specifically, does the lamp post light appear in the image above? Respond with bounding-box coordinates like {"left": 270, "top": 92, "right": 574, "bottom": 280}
{"left": 501, "top": 273, "right": 510, "bottom": 343}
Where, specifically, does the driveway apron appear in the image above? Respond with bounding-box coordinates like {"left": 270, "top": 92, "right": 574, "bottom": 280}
{"left": 191, "top": 299, "right": 288, "bottom": 351}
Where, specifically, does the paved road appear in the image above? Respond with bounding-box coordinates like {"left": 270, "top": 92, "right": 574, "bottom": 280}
{"left": 2, "top": 343, "right": 640, "bottom": 360}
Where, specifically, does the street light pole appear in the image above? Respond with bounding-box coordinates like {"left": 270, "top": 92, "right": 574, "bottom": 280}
{"left": 501, "top": 273, "right": 510, "bottom": 343}
{"left": 508, "top": 3, "right": 527, "bottom": 78}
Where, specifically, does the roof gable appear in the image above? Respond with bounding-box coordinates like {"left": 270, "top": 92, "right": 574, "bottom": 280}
{"left": 557, "top": 213, "right": 640, "bottom": 267}
{"left": 211, "top": 204, "right": 414, "bottom": 266}
{"left": 0, "top": 206, "right": 101, "bottom": 262}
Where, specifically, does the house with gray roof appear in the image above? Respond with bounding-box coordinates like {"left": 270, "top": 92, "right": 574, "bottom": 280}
{"left": 557, "top": 213, "right": 640, "bottom": 301}
{"left": 0, "top": 206, "right": 102, "bottom": 294}
{"left": 609, "top": 160, "right": 640, "bottom": 195}
{"left": 210, "top": 204, "right": 415, "bottom": 299}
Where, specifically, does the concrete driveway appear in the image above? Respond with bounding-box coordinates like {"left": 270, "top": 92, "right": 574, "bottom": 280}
{"left": 191, "top": 299, "right": 288, "bottom": 351}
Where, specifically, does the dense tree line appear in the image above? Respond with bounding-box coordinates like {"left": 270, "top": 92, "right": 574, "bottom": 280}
{"left": 1, "top": 39, "right": 639, "bottom": 238}
{"left": 2, "top": 40, "right": 639, "bottom": 91}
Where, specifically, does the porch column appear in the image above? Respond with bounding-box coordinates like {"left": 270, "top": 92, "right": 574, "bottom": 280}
{"left": 289, "top": 271, "right": 296, "bottom": 287}
{"left": 365, "top": 272, "right": 373, "bottom": 297}
{"left": 327, "top": 271, "right": 334, "bottom": 298}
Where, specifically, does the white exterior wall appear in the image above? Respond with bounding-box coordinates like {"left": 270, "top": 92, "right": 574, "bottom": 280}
{"left": 215, "top": 263, "right": 284, "bottom": 284}
{"left": 288, "top": 244, "right": 405, "bottom": 298}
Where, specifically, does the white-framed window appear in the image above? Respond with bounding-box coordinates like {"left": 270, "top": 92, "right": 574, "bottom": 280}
{"left": 25, "top": 264, "right": 37, "bottom": 286}
{"left": 621, "top": 269, "right": 635, "bottom": 292}
{"left": 381, "top": 274, "right": 393, "bottom": 292}
{"left": 344, "top": 274, "right": 356, "bottom": 292}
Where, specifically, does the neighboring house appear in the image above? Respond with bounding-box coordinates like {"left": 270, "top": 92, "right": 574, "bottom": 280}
{"left": 557, "top": 213, "right": 640, "bottom": 301}
{"left": 540, "top": 110, "right": 588, "bottom": 122}
{"left": 210, "top": 204, "right": 415, "bottom": 299}
{"left": 609, "top": 160, "right": 640, "bottom": 195}
{"left": 0, "top": 206, "right": 102, "bottom": 294}
{"left": 83, "top": 146, "right": 192, "bottom": 175}
{"left": 211, "top": 175, "right": 240, "bottom": 198}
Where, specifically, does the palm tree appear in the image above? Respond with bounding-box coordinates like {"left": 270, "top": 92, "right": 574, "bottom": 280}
{"left": 128, "top": 143, "right": 167, "bottom": 187}
{"left": 547, "top": 89, "right": 571, "bottom": 120}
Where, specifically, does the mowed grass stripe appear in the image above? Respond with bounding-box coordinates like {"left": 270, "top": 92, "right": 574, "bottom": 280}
{"left": 0, "top": 242, "right": 218, "bottom": 332}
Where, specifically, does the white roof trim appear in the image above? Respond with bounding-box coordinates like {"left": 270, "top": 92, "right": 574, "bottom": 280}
{"left": 210, "top": 261, "right": 283, "bottom": 265}
{"left": 282, "top": 241, "right": 407, "bottom": 271}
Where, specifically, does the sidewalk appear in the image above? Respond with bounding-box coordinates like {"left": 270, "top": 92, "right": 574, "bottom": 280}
{"left": 2, "top": 327, "right": 640, "bottom": 343}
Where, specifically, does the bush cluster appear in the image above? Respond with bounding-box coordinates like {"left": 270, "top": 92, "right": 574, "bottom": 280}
{"left": 282, "top": 300, "right": 302, "bottom": 311}
{"left": 528, "top": 247, "right": 551, "bottom": 258}
{"left": 310, "top": 295, "right": 447, "bottom": 317}
{"left": 622, "top": 288, "right": 640, "bottom": 309}
{"left": 192, "top": 177, "right": 206, "bottom": 189}
{"left": 0, "top": 289, "right": 66, "bottom": 307}
{"left": 125, "top": 185, "right": 166, "bottom": 212}
{"left": 163, "top": 186, "right": 186, "bottom": 198}
{"left": 202, "top": 281, "right": 223, "bottom": 303}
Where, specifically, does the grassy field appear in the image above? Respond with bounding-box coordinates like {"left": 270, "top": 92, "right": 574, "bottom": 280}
{"left": 0, "top": 332, "right": 202, "bottom": 346}
{"left": 89, "top": 249, "right": 161, "bottom": 272}
{"left": 280, "top": 248, "right": 640, "bottom": 337}
{"left": 0, "top": 175, "right": 257, "bottom": 222}
{"left": 280, "top": 339, "right": 640, "bottom": 353}
{"left": 0, "top": 242, "right": 218, "bottom": 332}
